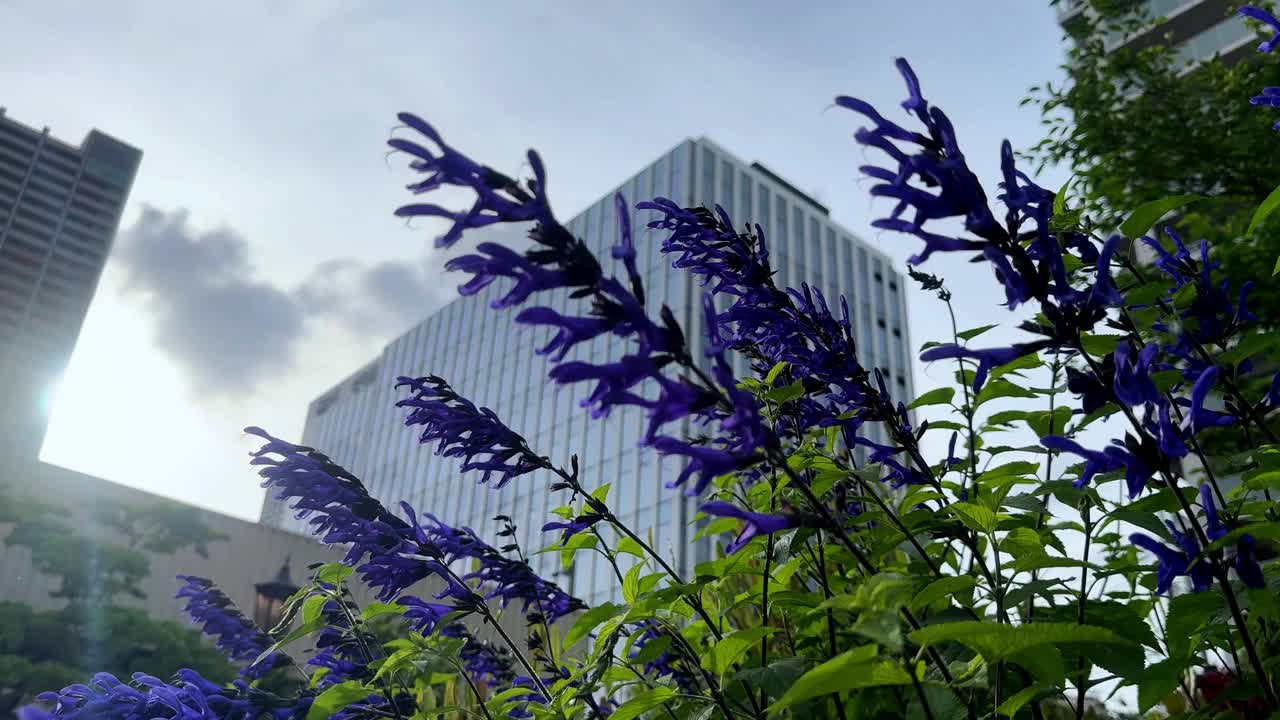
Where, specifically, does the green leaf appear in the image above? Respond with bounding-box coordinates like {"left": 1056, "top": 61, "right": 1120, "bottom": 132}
{"left": 1249, "top": 182, "right": 1280, "bottom": 235}
{"left": 615, "top": 536, "right": 646, "bottom": 557}
{"left": 1000, "top": 527, "right": 1046, "bottom": 560}
{"left": 770, "top": 646, "right": 907, "bottom": 712}
{"left": 611, "top": 687, "right": 678, "bottom": 720}
{"left": 1080, "top": 333, "right": 1124, "bottom": 356}
{"left": 1138, "top": 658, "right": 1185, "bottom": 713}
{"left": 1120, "top": 194, "right": 1207, "bottom": 238}
{"left": 591, "top": 483, "right": 611, "bottom": 503}
{"left": 629, "top": 635, "right": 672, "bottom": 665}
{"left": 360, "top": 602, "right": 407, "bottom": 621}
{"left": 1164, "top": 591, "right": 1223, "bottom": 659}
{"left": 1026, "top": 407, "right": 1073, "bottom": 438}
{"left": 998, "top": 685, "right": 1050, "bottom": 718}
{"left": 908, "top": 387, "right": 956, "bottom": 410}
{"left": 765, "top": 380, "right": 805, "bottom": 404}
{"left": 732, "top": 657, "right": 810, "bottom": 703}
{"left": 564, "top": 603, "right": 623, "bottom": 649}
{"left": 622, "top": 562, "right": 643, "bottom": 604}
{"left": 1275, "top": 254, "right": 1280, "bottom": 275}
{"left": 314, "top": 563, "right": 353, "bottom": 586}
{"left": 909, "top": 576, "right": 976, "bottom": 611}
{"left": 307, "top": 681, "right": 370, "bottom": 720}
{"left": 909, "top": 622, "right": 1134, "bottom": 662}
{"left": 764, "top": 361, "right": 789, "bottom": 385}
{"left": 1009, "top": 646, "right": 1063, "bottom": 685}
{"left": 1053, "top": 176, "right": 1072, "bottom": 216}
{"left": 957, "top": 324, "right": 998, "bottom": 341}
{"left": 301, "top": 594, "right": 328, "bottom": 627}
{"left": 707, "top": 626, "right": 778, "bottom": 676}
{"left": 975, "top": 379, "right": 1037, "bottom": 407}
{"left": 950, "top": 503, "right": 1000, "bottom": 534}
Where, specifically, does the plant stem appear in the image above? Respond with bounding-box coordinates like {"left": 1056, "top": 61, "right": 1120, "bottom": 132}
{"left": 458, "top": 668, "right": 496, "bottom": 720}
{"left": 1074, "top": 501, "right": 1093, "bottom": 720}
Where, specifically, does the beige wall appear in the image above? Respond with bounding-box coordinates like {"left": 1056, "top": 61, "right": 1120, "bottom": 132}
{"left": 0, "top": 457, "right": 343, "bottom": 623}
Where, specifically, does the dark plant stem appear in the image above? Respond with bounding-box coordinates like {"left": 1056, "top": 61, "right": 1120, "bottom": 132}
{"left": 1074, "top": 501, "right": 1093, "bottom": 720}
{"left": 1219, "top": 565, "right": 1279, "bottom": 709}
{"left": 944, "top": 295, "right": 981, "bottom": 497}
{"left": 809, "top": 536, "right": 851, "bottom": 720}
{"left": 458, "top": 669, "right": 496, "bottom": 720}
{"left": 909, "top": 661, "right": 938, "bottom": 720}
{"left": 759, "top": 474, "right": 777, "bottom": 711}
{"left": 333, "top": 594, "right": 407, "bottom": 720}
{"left": 1028, "top": 357, "right": 1062, "bottom": 624}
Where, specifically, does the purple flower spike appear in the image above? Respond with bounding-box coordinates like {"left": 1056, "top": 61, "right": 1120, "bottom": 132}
{"left": 1131, "top": 533, "right": 1190, "bottom": 595}
{"left": 1241, "top": 6, "right": 1280, "bottom": 53}
{"left": 175, "top": 576, "right": 289, "bottom": 680}
{"left": 699, "top": 501, "right": 798, "bottom": 554}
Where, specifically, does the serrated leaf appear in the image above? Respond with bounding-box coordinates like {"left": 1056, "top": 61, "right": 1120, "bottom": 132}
{"left": 629, "top": 635, "right": 672, "bottom": 665}
{"left": 314, "top": 563, "right": 353, "bottom": 586}
{"left": 975, "top": 379, "right": 1038, "bottom": 406}
{"left": 958, "top": 324, "right": 998, "bottom": 341}
{"left": 306, "top": 681, "right": 370, "bottom": 720}
{"left": 1000, "top": 527, "right": 1046, "bottom": 560}
{"left": 622, "top": 562, "right": 644, "bottom": 603}
{"left": 360, "top": 602, "right": 407, "bottom": 622}
{"left": 564, "top": 603, "right": 623, "bottom": 649}
{"left": 909, "top": 576, "right": 976, "bottom": 611}
{"left": 909, "top": 621, "right": 1133, "bottom": 662}
{"left": 770, "top": 646, "right": 907, "bottom": 712}
{"left": 765, "top": 380, "right": 805, "bottom": 404}
{"left": 908, "top": 386, "right": 956, "bottom": 410}
{"left": 611, "top": 687, "right": 678, "bottom": 720}
{"left": 950, "top": 503, "right": 1000, "bottom": 534}
{"left": 732, "top": 657, "right": 810, "bottom": 702}
{"left": 1165, "top": 590, "right": 1223, "bottom": 659}
{"left": 1138, "top": 658, "right": 1184, "bottom": 713}
{"left": 1249, "top": 182, "right": 1280, "bottom": 235}
{"left": 1120, "top": 194, "right": 1207, "bottom": 238}
{"left": 707, "top": 626, "right": 778, "bottom": 676}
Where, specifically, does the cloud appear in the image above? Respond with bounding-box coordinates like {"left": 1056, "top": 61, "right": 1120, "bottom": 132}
{"left": 118, "top": 207, "right": 305, "bottom": 395}
{"left": 116, "top": 206, "right": 452, "bottom": 396}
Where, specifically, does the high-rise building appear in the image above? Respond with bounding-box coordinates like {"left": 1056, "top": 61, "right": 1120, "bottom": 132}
{"left": 261, "top": 137, "right": 914, "bottom": 607}
{"left": 0, "top": 108, "right": 141, "bottom": 461}
{"left": 1057, "top": 0, "right": 1254, "bottom": 66}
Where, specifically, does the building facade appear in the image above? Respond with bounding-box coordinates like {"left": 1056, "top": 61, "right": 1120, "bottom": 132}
{"left": 262, "top": 137, "right": 914, "bottom": 608}
{"left": 0, "top": 108, "right": 141, "bottom": 461}
{"left": 1057, "top": 0, "right": 1256, "bottom": 67}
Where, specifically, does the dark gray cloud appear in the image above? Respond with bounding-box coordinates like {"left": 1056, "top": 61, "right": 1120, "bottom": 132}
{"left": 117, "top": 206, "right": 448, "bottom": 396}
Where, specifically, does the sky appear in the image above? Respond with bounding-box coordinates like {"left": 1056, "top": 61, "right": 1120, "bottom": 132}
{"left": 1, "top": 1, "right": 1072, "bottom": 521}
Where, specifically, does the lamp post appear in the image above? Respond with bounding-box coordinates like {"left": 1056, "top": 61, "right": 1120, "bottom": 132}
{"left": 254, "top": 556, "right": 299, "bottom": 631}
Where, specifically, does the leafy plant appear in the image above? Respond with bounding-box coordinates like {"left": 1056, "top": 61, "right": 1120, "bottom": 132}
{"left": 19, "top": 13, "right": 1280, "bottom": 719}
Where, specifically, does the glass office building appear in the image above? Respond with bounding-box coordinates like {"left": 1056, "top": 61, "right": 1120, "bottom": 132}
{"left": 0, "top": 108, "right": 141, "bottom": 462}
{"left": 1057, "top": 0, "right": 1257, "bottom": 68}
{"left": 260, "top": 137, "right": 914, "bottom": 607}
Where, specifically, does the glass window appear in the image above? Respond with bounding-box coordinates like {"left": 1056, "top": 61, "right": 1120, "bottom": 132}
{"left": 739, "top": 173, "right": 753, "bottom": 227}
{"left": 860, "top": 302, "right": 874, "bottom": 364}
{"left": 701, "top": 146, "right": 716, "bottom": 206}
{"left": 775, "top": 196, "right": 788, "bottom": 244}
{"left": 720, "top": 159, "right": 734, "bottom": 217}
{"left": 757, "top": 185, "right": 771, "bottom": 237}
{"left": 792, "top": 206, "right": 805, "bottom": 262}
{"left": 669, "top": 143, "right": 687, "bottom": 206}
{"left": 652, "top": 156, "right": 667, "bottom": 202}
{"left": 811, "top": 221, "right": 824, "bottom": 269}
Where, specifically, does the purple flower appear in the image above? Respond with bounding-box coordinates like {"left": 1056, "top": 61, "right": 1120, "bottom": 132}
{"left": 699, "top": 500, "right": 798, "bottom": 554}
{"left": 1113, "top": 341, "right": 1160, "bottom": 408}
{"left": 396, "top": 597, "right": 516, "bottom": 686}
{"left": 1039, "top": 436, "right": 1125, "bottom": 489}
{"left": 390, "top": 112, "right": 542, "bottom": 248}
{"left": 541, "top": 514, "right": 604, "bottom": 544}
{"left": 175, "top": 575, "right": 288, "bottom": 680}
{"left": 1199, "top": 485, "right": 1266, "bottom": 589}
{"left": 396, "top": 375, "right": 543, "bottom": 488}
{"left": 1131, "top": 533, "right": 1193, "bottom": 595}
{"left": 1241, "top": 6, "right": 1280, "bottom": 54}
{"left": 445, "top": 242, "right": 572, "bottom": 309}
{"left": 21, "top": 671, "right": 309, "bottom": 720}
{"left": 1179, "top": 366, "right": 1236, "bottom": 435}
{"left": 629, "top": 621, "right": 698, "bottom": 692}
{"left": 655, "top": 436, "right": 760, "bottom": 496}
{"left": 1066, "top": 356, "right": 1113, "bottom": 415}
{"left": 920, "top": 342, "right": 1051, "bottom": 392}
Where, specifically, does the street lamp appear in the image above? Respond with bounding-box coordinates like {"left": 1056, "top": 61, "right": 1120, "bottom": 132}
{"left": 254, "top": 556, "right": 299, "bottom": 631}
